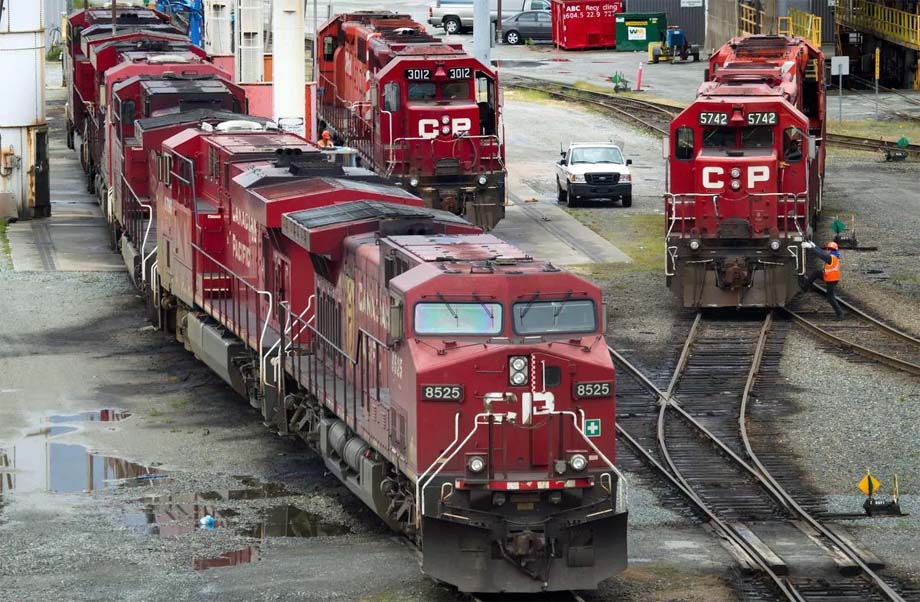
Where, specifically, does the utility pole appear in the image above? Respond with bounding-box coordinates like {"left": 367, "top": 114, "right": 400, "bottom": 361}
{"left": 111, "top": 0, "right": 117, "bottom": 35}
{"left": 473, "top": 0, "right": 490, "bottom": 65}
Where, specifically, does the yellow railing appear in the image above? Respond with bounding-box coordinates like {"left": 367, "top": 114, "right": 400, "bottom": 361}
{"left": 836, "top": 0, "right": 920, "bottom": 50}
{"left": 740, "top": 3, "right": 766, "bottom": 37}
{"left": 778, "top": 8, "right": 822, "bottom": 47}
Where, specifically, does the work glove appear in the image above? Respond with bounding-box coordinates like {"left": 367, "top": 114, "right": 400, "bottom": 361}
{"left": 801, "top": 241, "right": 816, "bottom": 249}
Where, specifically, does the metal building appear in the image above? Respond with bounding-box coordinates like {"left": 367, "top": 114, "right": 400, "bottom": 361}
{"left": 0, "top": 0, "right": 50, "bottom": 220}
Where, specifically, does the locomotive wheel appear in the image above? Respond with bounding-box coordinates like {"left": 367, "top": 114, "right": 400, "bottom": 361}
{"left": 443, "top": 17, "right": 461, "bottom": 35}
{"left": 556, "top": 179, "right": 568, "bottom": 203}
{"left": 505, "top": 30, "right": 521, "bottom": 45}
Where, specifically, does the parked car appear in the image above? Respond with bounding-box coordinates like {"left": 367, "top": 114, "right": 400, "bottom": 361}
{"left": 501, "top": 10, "right": 552, "bottom": 44}
{"left": 428, "top": 0, "right": 550, "bottom": 34}
{"left": 555, "top": 143, "right": 633, "bottom": 207}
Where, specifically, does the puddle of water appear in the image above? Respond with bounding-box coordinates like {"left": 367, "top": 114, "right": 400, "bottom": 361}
{"left": 193, "top": 546, "right": 260, "bottom": 571}
{"left": 0, "top": 409, "right": 160, "bottom": 495}
{"left": 241, "top": 505, "right": 351, "bottom": 539}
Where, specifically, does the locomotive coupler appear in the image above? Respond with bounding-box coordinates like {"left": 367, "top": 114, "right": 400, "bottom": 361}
{"left": 717, "top": 258, "right": 753, "bottom": 290}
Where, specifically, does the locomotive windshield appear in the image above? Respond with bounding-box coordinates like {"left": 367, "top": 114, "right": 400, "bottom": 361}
{"left": 512, "top": 300, "right": 597, "bottom": 335}
{"left": 414, "top": 302, "right": 503, "bottom": 335}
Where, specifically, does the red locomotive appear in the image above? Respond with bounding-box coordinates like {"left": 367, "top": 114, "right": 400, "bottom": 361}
{"left": 62, "top": 6, "right": 629, "bottom": 592}
{"left": 316, "top": 12, "right": 507, "bottom": 230}
{"left": 666, "top": 35, "right": 826, "bottom": 307}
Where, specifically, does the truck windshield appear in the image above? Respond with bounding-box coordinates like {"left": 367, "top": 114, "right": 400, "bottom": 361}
{"left": 569, "top": 147, "right": 623, "bottom": 164}
{"left": 512, "top": 300, "right": 597, "bottom": 335}
{"left": 414, "top": 302, "right": 503, "bottom": 335}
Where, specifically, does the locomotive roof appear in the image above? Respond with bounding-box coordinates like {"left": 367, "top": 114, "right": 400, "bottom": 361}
{"left": 208, "top": 132, "right": 314, "bottom": 154}
{"left": 285, "top": 199, "right": 462, "bottom": 230}
{"left": 81, "top": 24, "right": 184, "bottom": 43}
{"left": 387, "top": 234, "right": 531, "bottom": 263}
{"left": 255, "top": 178, "right": 419, "bottom": 203}
{"left": 139, "top": 77, "right": 232, "bottom": 95}
{"left": 136, "top": 110, "right": 270, "bottom": 133}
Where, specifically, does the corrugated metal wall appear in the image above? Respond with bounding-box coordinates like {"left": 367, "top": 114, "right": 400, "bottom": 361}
{"left": 44, "top": 0, "right": 67, "bottom": 49}
{"left": 624, "top": 0, "right": 706, "bottom": 49}
{"left": 809, "top": 0, "right": 835, "bottom": 44}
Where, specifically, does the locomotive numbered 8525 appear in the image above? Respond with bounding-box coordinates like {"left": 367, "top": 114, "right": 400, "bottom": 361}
{"left": 665, "top": 35, "right": 826, "bottom": 308}
{"left": 317, "top": 12, "right": 507, "bottom": 230}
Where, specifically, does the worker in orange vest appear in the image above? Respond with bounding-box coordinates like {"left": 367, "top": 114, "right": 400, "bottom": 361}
{"left": 317, "top": 130, "right": 335, "bottom": 148}
{"left": 800, "top": 241, "right": 844, "bottom": 320}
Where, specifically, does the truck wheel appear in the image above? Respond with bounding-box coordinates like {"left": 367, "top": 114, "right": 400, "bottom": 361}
{"left": 557, "top": 179, "right": 568, "bottom": 203}
{"left": 692, "top": 51, "right": 700, "bottom": 62}
{"left": 622, "top": 196, "right": 632, "bottom": 208}
{"left": 443, "top": 17, "right": 461, "bottom": 35}
{"left": 505, "top": 30, "right": 521, "bottom": 45}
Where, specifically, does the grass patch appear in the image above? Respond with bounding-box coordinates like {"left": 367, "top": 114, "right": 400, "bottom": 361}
{"left": 0, "top": 219, "right": 12, "bottom": 270}
{"left": 169, "top": 397, "right": 190, "bottom": 410}
{"left": 565, "top": 210, "right": 662, "bottom": 271}
{"left": 504, "top": 87, "right": 555, "bottom": 104}
{"left": 828, "top": 119, "right": 920, "bottom": 143}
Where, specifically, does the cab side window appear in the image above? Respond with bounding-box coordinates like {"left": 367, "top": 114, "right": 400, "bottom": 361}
{"left": 783, "top": 127, "right": 803, "bottom": 162}
{"left": 675, "top": 126, "right": 694, "bottom": 161}
{"left": 383, "top": 82, "right": 400, "bottom": 112}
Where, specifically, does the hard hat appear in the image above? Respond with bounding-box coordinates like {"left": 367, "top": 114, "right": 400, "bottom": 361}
{"left": 322, "top": 130, "right": 331, "bottom": 139}
{"left": 825, "top": 241, "right": 839, "bottom": 250}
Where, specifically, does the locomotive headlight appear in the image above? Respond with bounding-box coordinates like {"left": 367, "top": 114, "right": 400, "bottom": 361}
{"left": 468, "top": 455, "right": 486, "bottom": 474}
{"left": 569, "top": 454, "right": 588, "bottom": 472}
{"left": 689, "top": 239, "right": 701, "bottom": 251}
{"left": 730, "top": 179, "right": 742, "bottom": 191}
{"left": 509, "top": 356, "right": 529, "bottom": 386}
{"left": 769, "top": 239, "right": 781, "bottom": 251}
{"left": 477, "top": 175, "right": 488, "bottom": 186}
{"left": 409, "top": 178, "right": 419, "bottom": 188}
{"left": 441, "top": 115, "right": 450, "bottom": 124}
{"left": 730, "top": 167, "right": 742, "bottom": 179}
{"left": 441, "top": 125, "right": 451, "bottom": 135}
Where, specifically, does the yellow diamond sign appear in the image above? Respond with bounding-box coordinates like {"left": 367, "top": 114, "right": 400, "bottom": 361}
{"left": 858, "top": 473, "right": 881, "bottom": 496}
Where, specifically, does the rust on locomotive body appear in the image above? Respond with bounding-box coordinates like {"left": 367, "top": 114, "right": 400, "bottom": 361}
{"left": 666, "top": 35, "right": 827, "bottom": 308}
{"left": 316, "top": 12, "right": 507, "bottom": 230}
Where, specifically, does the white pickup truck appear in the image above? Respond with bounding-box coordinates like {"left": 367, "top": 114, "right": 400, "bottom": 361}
{"left": 555, "top": 143, "right": 633, "bottom": 207}
{"left": 428, "top": 0, "right": 550, "bottom": 34}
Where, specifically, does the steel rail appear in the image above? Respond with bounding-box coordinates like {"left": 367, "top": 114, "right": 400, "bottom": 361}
{"left": 610, "top": 313, "right": 906, "bottom": 602}
{"left": 610, "top": 342, "right": 806, "bottom": 602}
{"left": 503, "top": 74, "right": 920, "bottom": 157}
{"left": 738, "top": 315, "right": 907, "bottom": 602}
{"left": 812, "top": 283, "right": 920, "bottom": 346}
{"left": 781, "top": 307, "right": 920, "bottom": 376}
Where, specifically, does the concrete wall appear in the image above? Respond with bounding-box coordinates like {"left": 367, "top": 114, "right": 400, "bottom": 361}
{"left": 706, "top": 0, "right": 739, "bottom": 50}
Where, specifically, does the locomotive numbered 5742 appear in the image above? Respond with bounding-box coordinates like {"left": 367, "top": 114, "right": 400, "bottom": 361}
{"left": 665, "top": 35, "right": 826, "bottom": 308}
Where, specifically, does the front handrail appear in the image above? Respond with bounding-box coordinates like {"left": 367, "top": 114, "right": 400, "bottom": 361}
{"left": 387, "top": 134, "right": 505, "bottom": 176}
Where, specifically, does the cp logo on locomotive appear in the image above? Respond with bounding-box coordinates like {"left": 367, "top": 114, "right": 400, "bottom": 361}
{"left": 701, "top": 165, "right": 771, "bottom": 190}
{"left": 417, "top": 117, "right": 472, "bottom": 139}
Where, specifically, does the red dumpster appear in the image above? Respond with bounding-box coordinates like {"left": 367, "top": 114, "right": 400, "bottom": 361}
{"left": 551, "top": 0, "right": 624, "bottom": 50}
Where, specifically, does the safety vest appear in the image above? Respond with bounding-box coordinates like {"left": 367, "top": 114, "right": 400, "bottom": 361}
{"left": 823, "top": 254, "right": 841, "bottom": 282}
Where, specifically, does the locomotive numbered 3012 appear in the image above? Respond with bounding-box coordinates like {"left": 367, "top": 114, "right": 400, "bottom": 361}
{"left": 317, "top": 12, "right": 507, "bottom": 230}
{"left": 665, "top": 35, "right": 826, "bottom": 308}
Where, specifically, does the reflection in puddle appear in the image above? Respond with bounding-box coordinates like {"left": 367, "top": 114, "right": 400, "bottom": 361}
{"left": 241, "top": 505, "right": 351, "bottom": 539}
{"left": 194, "top": 547, "right": 260, "bottom": 571}
{"left": 0, "top": 409, "right": 159, "bottom": 495}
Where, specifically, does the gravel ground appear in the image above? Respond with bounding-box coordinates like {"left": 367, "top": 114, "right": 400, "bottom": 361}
{"left": 778, "top": 327, "right": 920, "bottom": 583}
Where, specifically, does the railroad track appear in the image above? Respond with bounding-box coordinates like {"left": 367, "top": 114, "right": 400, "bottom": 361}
{"left": 503, "top": 75, "right": 920, "bottom": 157}
{"left": 609, "top": 312, "right": 911, "bottom": 602}
{"left": 784, "top": 285, "right": 920, "bottom": 376}
{"left": 469, "top": 592, "right": 586, "bottom": 602}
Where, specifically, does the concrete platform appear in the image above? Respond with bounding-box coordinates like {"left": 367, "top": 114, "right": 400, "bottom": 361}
{"left": 7, "top": 105, "right": 124, "bottom": 272}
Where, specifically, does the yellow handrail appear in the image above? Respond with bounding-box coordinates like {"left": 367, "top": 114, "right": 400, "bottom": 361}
{"left": 739, "top": 3, "right": 765, "bottom": 37}
{"left": 836, "top": 0, "right": 920, "bottom": 51}
{"left": 779, "top": 8, "right": 822, "bottom": 47}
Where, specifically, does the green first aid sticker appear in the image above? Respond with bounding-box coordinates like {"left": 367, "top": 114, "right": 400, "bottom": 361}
{"left": 585, "top": 418, "right": 601, "bottom": 438}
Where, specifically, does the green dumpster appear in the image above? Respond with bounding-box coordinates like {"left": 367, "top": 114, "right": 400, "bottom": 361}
{"left": 615, "top": 12, "right": 667, "bottom": 52}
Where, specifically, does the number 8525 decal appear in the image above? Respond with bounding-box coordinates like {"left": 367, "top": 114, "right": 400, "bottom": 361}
{"left": 421, "top": 385, "right": 463, "bottom": 401}
{"left": 573, "top": 381, "right": 613, "bottom": 399}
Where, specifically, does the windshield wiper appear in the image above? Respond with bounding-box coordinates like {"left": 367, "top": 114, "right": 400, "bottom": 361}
{"left": 552, "top": 290, "right": 575, "bottom": 321}
{"left": 519, "top": 291, "right": 541, "bottom": 319}
{"left": 436, "top": 292, "right": 458, "bottom": 321}
{"left": 472, "top": 292, "right": 493, "bottom": 321}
